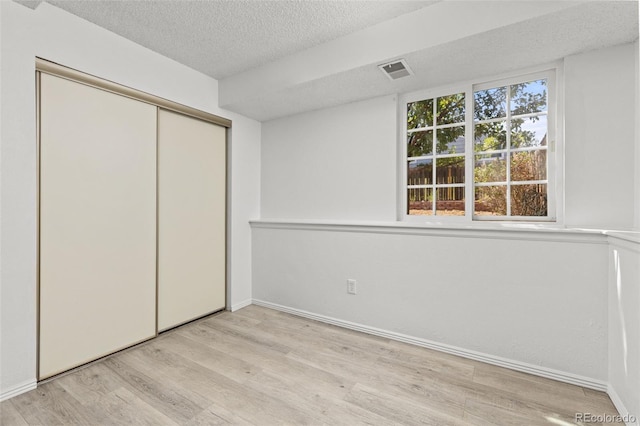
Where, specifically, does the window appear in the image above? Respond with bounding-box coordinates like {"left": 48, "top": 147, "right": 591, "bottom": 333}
{"left": 407, "top": 93, "right": 466, "bottom": 216}
{"left": 402, "top": 69, "right": 557, "bottom": 222}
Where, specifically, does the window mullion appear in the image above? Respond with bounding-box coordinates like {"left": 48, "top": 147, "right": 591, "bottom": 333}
{"left": 506, "top": 85, "right": 512, "bottom": 217}
{"left": 432, "top": 98, "right": 437, "bottom": 215}
{"left": 465, "top": 86, "right": 473, "bottom": 220}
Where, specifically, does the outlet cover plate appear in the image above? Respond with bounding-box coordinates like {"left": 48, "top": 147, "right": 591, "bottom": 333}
{"left": 347, "top": 279, "right": 357, "bottom": 295}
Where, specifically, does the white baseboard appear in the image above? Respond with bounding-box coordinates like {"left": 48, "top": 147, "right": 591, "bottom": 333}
{"left": 230, "top": 298, "right": 252, "bottom": 312}
{"left": 252, "top": 299, "right": 607, "bottom": 392}
{"left": 608, "top": 385, "right": 639, "bottom": 426}
{"left": 0, "top": 380, "right": 37, "bottom": 402}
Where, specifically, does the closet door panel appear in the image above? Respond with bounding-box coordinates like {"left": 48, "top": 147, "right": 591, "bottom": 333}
{"left": 39, "top": 73, "right": 157, "bottom": 379}
{"left": 158, "top": 109, "right": 226, "bottom": 331}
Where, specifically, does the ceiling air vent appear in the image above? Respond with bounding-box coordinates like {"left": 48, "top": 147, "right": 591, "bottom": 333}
{"left": 378, "top": 59, "right": 413, "bottom": 81}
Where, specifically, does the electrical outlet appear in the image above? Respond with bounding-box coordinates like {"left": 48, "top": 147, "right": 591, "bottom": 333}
{"left": 347, "top": 279, "right": 357, "bottom": 295}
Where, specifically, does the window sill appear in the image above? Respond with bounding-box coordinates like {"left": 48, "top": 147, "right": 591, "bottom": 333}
{"left": 249, "top": 218, "right": 629, "bottom": 244}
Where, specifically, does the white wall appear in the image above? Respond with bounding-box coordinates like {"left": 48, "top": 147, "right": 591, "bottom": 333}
{"left": 262, "top": 43, "right": 638, "bottom": 230}
{"left": 0, "top": 1, "right": 38, "bottom": 398}
{"left": 0, "top": 1, "right": 260, "bottom": 398}
{"left": 635, "top": 39, "right": 640, "bottom": 232}
{"left": 608, "top": 235, "right": 640, "bottom": 424}
{"left": 261, "top": 95, "right": 397, "bottom": 221}
{"left": 564, "top": 42, "right": 637, "bottom": 230}
{"left": 253, "top": 224, "right": 609, "bottom": 384}
{"left": 255, "top": 42, "right": 638, "bottom": 393}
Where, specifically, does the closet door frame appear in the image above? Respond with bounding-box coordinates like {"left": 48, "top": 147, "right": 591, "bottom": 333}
{"left": 35, "top": 58, "right": 231, "bottom": 380}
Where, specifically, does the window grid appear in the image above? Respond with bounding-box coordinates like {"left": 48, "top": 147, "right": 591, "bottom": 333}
{"left": 472, "top": 82, "right": 549, "bottom": 218}
{"left": 407, "top": 93, "right": 466, "bottom": 216}
{"left": 404, "top": 70, "right": 555, "bottom": 221}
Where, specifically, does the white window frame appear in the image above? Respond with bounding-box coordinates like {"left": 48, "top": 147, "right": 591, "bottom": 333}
{"left": 399, "top": 64, "right": 564, "bottom": 225}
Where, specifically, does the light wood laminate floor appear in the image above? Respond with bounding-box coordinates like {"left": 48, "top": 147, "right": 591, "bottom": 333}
{"left": 1, "top": 305, "right": 621, "bottom": 425}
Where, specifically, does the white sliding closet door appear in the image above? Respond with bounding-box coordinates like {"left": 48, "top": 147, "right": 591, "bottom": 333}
{"left": 39, "top": 73, "right": 157, "bottom": 379}
{"left": 158, "top": 109, "right": 226, "bottom": 331}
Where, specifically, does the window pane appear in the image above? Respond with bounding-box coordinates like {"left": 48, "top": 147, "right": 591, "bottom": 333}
{"left": 436, "top": 187, "right": 465, "bottom": 216}
{"left": 436, "top": 157, "right": 465, "bottom": 184}
{"left": 475, "top": 186, "right": 507, "bottom": 216}
{"left": 475, "top": 155, "right": 506, "bottom": 183}
{"left": 407, "top": 130, "right": 433, "bottom": 157}
{"left": 436, "top": 126, "right": 465, "bottom": 154}
{"left": 511, "top": 150, "right": 547, "bottom": 181}
{"left": 437, "top": 93, "right": 465, "bottom": 125}
{"left": 474, "top": 86, "right": 506, "bottom": 121}
{"left": 408, "top": 159, "right": 433, "bottom": 185}
{"left": 407, "top": 99, "right": 433, "bottom": 129}
{"left": 511, "top": 115, "right": 547, "bottom": 148}
{"left": 511, "top": 184, "right": 547, "bottom": 216}
{"left": 474, "top": 121, "right": 507, "bottom": 152}
{"left": 510, "top": 79, "right": 547, "bottom": 116}
{"left": 408, "top": 188, "right": 433, "bottom": 215}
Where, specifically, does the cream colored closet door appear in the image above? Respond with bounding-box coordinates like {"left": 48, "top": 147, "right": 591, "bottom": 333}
{"left": 158, "top": 109, "right": 226, "bottom": 331}
{"left": 39, "top": 73, "right": 157, "bottom": 379}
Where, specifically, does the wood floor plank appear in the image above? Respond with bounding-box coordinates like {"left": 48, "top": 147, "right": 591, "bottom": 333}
{"left": 200, "top": 315, "right": 291, "bottom": 354}
{"left": 0, "top": 401, "right": 28, "bottom": 426}
{"left": 236, "top": 306, "right": 399, "bottom": 363}
{"left": 474, "top": 362, "right": 585, "bottom": 397}
{"left": 102, "top": 356, "right": 208, "bottom": 424}
{"left": 176, "top": 320, "right": 289, "bottom": 364}
{"left": 231, "top": 304, "right": 290, "bottom": 322}
{"left": 125, "top": 333, "right": 316, "bottom": 425}
{"left": 1, "top": 305, "right": 623, "bottom": 425}
{"left": 583, "top": 387, "right": 621, "bottom": 413}
{"left": 113, "top": 348, "right": 250, "bottom": 425}
{"left": 213, "top": 310, "right": 262, "bottom": 328}
{"left": 463, "top": 391, "right": 620, "bottom": 426}
{"left": 55, "top": 362, "right": 124, "bottom": 405}
{"left": 241, "top": 369, "right": 344, "bottom": 424}
{"left": 345, "top": 382, "right": 468, "bottom": 426}
{"left": 286, "top": 345, "right": 468, "bottom": 418}
{"left": 9, "top": 381, "right": 98, "bottom": 425}
{"left": 83, "top": 387, "right": 180, "bottom": 426}
{"left": 376, "top": 348, "right": 476, "bottom": 383}
{"left": 472, "top": 365, "right": 619, "bottom": 417}
{"left": 463, "top": 396, "right": 563, "bottom": 426}
{"left": 167, "top": 329, "right": 356, "bottom": 423}
{"left": 182, "top": 405, "right": 234, "bottom": 426}
{"left": 321, "top": 398, "right": 398, "bottom": 425}
{"left": 259, "top": 311, "right": 397, "bottom": 359}
{"left": 375, "top": 348, "right": 596, "bottom": 424}
{"left": 153, "top": 332, "right": 261, "bottom": 384}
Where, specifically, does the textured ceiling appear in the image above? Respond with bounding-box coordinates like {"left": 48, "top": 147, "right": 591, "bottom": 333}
{"left": 22, "top": 0, "right": 640, "bottom": 121}
{"left": 45, "top": 0, "right": 436, "bottom": 79}
{"left": 228, "top": 1, "right": 640, "bottom": 120}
